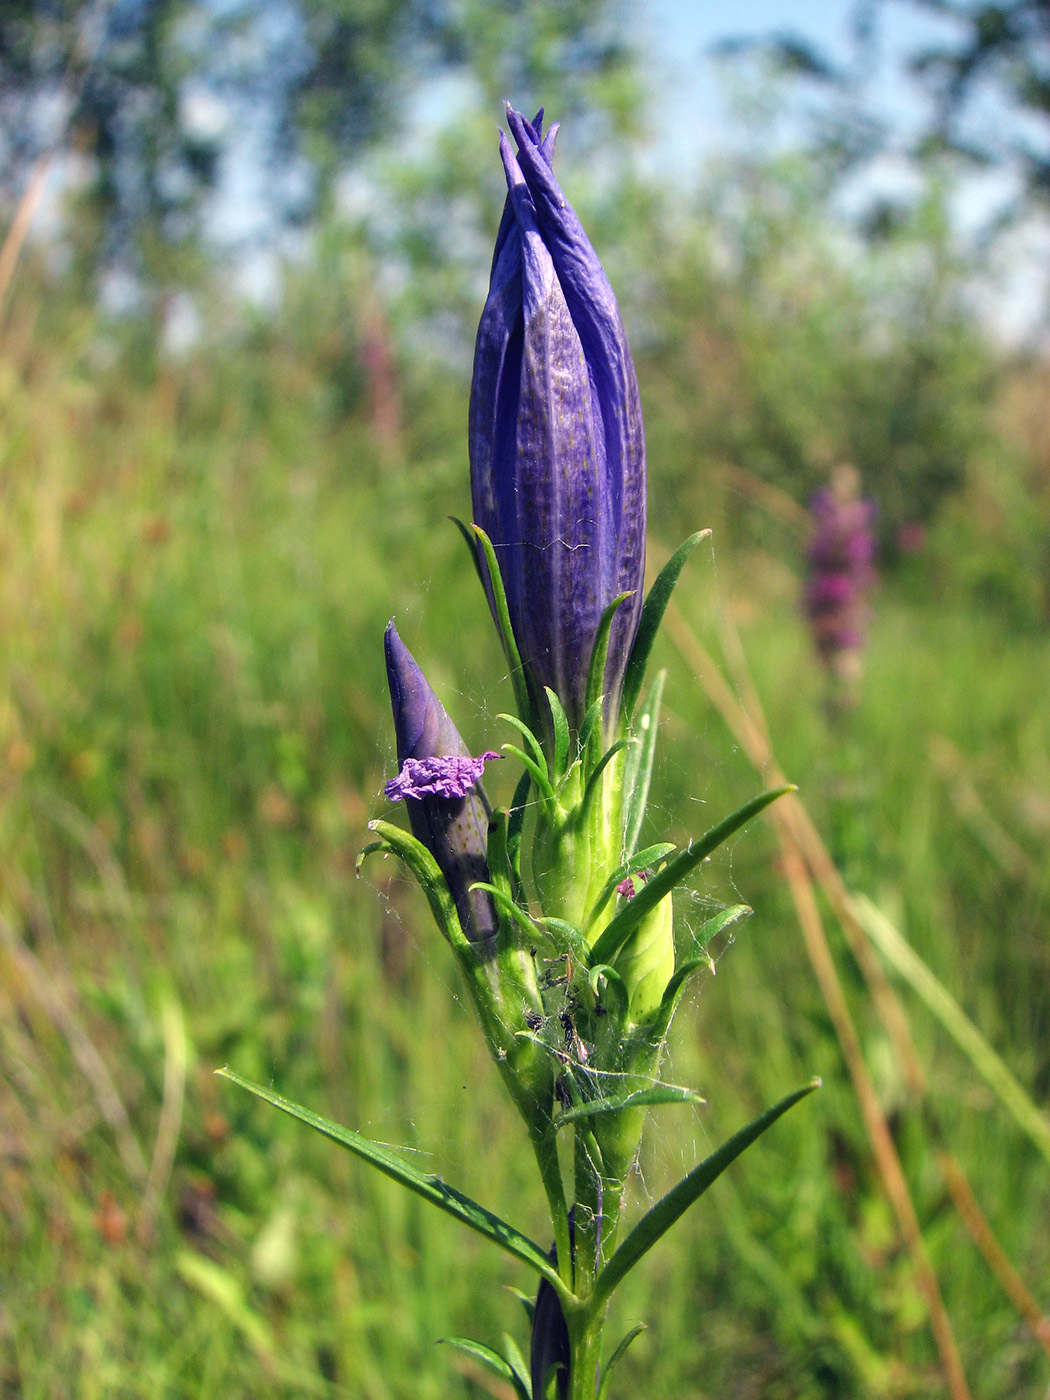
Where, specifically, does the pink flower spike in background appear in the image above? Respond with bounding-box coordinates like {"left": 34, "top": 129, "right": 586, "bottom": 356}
{"left": 384, "top": 752, "right": 501, "bottom": 803}
{"left": 804, "top": 463, "right": 877, "bottom": 695}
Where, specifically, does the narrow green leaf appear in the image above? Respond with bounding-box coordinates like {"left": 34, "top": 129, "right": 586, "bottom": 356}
{"left": 473, "top": 525, "right": 536, "bottom": 733}
{"left": 471, "top": 882, "right": 540, "bottom": 942}
{"left": 448, "top": 516, "right": 486, "bottom": 594}
{"left": 690, "top": 902, "right": 753, "bottom": 953}
{"left": 622, "top": 669, "right": 666, "bottom": 854}
{"left": 622, "top": 530, "right": 710, "bottom": 719}
{"left": 588, "top": 963, "right": 629, "bottom": 1020}
{"left": 584, "top": 841, "right": 677, "bottom": 935}
{"left": 576, "top": 694, "right": 605, "bottom": 760}
{"left": 596, "top": 1324, "right": 648, "bottom": 1400}
{"left": 501, "top": 1334, "right": 532, "bottom": 1398}
{"left": 438, "top": 1338, "right": 530, "bottom": 1400}
{"left": 591, "top": 787, "right": 794, "bottom": 967}
{"left": 499, "top": 713, "right": 549, "bottom": 784}
{"left": 544, "top": 686, "right": 571, "bottom": 781}
{"left": 504, "top": 1285, "right": 535, "bottom": 1326}
{"left": 592, "top": 1079, "right": 821, "bottom": 1308}
{"left": 555, "top": 1084, "right": 705, "bottom": 1127}
{"left": 502, "top": 744, "right": 557, "bottom": 804}
{"left": 585, "top": 591, "right": 633, "bottom": 737}
{"left": 217, "top": 1069, "right": 565, "bottom": 1293}
{"left": 363, "top": 819, "right": 466, "bottom": 951}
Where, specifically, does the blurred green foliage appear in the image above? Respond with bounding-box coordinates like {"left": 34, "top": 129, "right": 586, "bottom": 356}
{"left": 2, "top": 61, "right": 1050, "bottom": 1400}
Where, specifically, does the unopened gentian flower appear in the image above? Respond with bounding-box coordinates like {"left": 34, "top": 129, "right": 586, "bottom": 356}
{"left": 469, "top": 105, "right": 646, "bottom": 733}
{"left": 384, "top": 620, "right": 499, "bottom": 944}
{"left": 804, "top": 464, "right": 876, "bottom": 683}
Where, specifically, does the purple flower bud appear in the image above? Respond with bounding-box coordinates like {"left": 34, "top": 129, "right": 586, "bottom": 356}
{"left": 384, "top": 621, "right": 498, "bottom": 944}
{"left": 469, "top": 105, "right": 646, "bottom": 730}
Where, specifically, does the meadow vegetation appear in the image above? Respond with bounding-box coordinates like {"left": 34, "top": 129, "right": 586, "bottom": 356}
{"left": 1, "top": 138, "right": 1049, "bottom": 1399}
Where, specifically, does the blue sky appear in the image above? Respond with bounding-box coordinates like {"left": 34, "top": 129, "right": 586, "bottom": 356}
{"left": 634, "top": 0, "right": 946, "bottom": 170}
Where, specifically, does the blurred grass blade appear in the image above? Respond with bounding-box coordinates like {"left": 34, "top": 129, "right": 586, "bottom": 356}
{"left": 555, "top": 1083, "right": 704, "bottom": 1126}
{"left": 217, "top": 1068, "right": 564, "bottom": 1289}
{"left": 592, "top": 1079, "right": 820, "bottom": 1309}
{"left": 854, "top": 895, "right": 1050, "bottom": 1166}
{"left": 176, "top": 1251, "right": 275, "bottom": 1360}
{"left": 438, "top": 1337, "right": 531, "bottom": 1400}
{"left": 591, "top": 786, "right": 794, "bottom": 966}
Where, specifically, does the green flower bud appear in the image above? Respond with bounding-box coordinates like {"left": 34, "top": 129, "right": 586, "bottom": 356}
{"left": 612, "top": 888, "right": 674, "bottom": 1023}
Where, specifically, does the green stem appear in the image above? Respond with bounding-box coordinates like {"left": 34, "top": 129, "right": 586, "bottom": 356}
{"left": 567, "top": 1308, "right": 606, "bottom": 1400}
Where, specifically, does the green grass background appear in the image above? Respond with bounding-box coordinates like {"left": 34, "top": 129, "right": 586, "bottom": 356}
{"left": 1, "top": 228, "right": 1049, "bottom": 1400}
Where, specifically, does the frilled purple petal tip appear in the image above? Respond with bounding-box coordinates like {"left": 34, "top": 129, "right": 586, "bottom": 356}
{"left": 384, "top": 752, "right": 501, "bottom": 803}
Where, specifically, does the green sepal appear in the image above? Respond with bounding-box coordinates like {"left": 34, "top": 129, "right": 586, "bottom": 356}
{"left": 437, "top": 1337, "right": 530, "bottom": 1400}
{"left": 576, "top": 693, "right": 605, "bottom": 762}
{"left": 544, "top": 686, "right": 571, "bottom": 781}
{"left": 622, "top": 669, "right": 666, "bottom": 855}
{"left": 596, "top": 1324, "right": 648, "bottom": 1400}
{"left": 622, "top": 529, "right": 710, "bottom": 720}
{"left": 216, "top": 1068, "right": 567, "bottom": 1295}
{"left": 473, "top": 524, "right": 537, "bottom": 735}
{"left": 555, "top": 1083, "right": 704, "bottom": 1127}
{"left": 591, "top": 1078, "right": 821, "bottom": 1309}
{"left": 363, "top": 819, "right": 466, "bottom": 950}
{"left": 584, "top": 590, "right": 633, "bottom": 753}
{"left": 499, "top": 713, "right": 549, "bottom": 784}
{"left": 502, "top": 743, "right": 557, "bottom": 805}
{"left": 584, "top": 841, "right": 677, "bottom": 935}
{"left": 590, "top": 786, "right": 794, "bottom": 967}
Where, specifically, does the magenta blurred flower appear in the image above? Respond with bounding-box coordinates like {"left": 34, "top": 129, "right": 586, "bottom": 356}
{"left": 469, "top": 105, "right": 646, "bottom": 730}
{"left": 804, "top": 467, "right": 876, "bottom": 673}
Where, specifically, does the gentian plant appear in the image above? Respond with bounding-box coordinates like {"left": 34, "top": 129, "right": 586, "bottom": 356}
{"left": 222, "top": 104, "right": 817, "bottom": 1400}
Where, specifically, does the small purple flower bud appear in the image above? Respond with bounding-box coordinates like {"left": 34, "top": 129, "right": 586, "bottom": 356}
{"left": 616, "top": 869, "right": 650, "bottom": 901}
{"left": 384, "top": 621, "right": 498, "bottom": 943}
{"left": 469, "top": 105, "right": 646, "bottom": 730}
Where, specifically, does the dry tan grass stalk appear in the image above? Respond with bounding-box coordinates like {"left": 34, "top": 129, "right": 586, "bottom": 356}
{"left": 660, "top": 594, "right": 973, "bottom": 1398}
{"left": 0, "top": 153, "right": 55, "bottom": 336}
